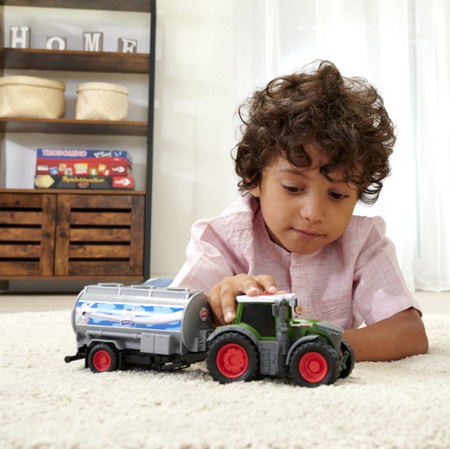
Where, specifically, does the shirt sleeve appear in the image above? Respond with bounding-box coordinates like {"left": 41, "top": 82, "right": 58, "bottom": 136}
{"left": 171, "top": 216, "right": 247, "bottom": 294}
{"left": 352, "top": 216, "right": 422, "bottom": 325}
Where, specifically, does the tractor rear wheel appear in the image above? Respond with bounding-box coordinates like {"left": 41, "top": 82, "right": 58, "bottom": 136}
{"left": 207, "top": 332, "right": 259, "bottom": 384}
{"left": 339, "top": 340, "right": 355, "bottom": 379}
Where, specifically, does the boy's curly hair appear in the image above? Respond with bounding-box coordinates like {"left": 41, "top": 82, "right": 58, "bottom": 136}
{"left": 233, "top": 60, "right": 396, "bottom": 204}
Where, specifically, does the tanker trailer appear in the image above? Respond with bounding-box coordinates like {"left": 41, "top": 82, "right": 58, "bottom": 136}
{"left": 64, "top": 283, "right": 214, "bottom": 372}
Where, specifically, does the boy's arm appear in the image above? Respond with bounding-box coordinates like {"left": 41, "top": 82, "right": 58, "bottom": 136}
{"left": 343, "top": 308, "right": 428, "bottom": 362}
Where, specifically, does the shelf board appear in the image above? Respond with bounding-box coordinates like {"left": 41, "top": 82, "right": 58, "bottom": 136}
{"left": 0, "top": 275, "right": 146, "bottom": 281}
{"left": 0, "top": 188, "right": 145, "bottom": 195}
{"left": 0, "top": 48, "right": 150, "bottom": 73}
{"left": 0, "top": 118, "right": 148, "bottom": 136}
{"left": 0, "top": 0, "right": 151, "bottom": 13}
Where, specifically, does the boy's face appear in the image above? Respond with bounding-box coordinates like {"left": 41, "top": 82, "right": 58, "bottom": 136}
{"left": 250, "top": 142, "right": 359, "bottom": 255}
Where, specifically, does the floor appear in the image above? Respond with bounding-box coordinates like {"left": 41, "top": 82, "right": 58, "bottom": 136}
{"left": 0, "top": 290, "right": 449, "bottom": 314}
{"left": 412, "top": 291, "right": 450, "bottom": 315}
{"left": 0, "top": 293, "right": 76, "bottom": 314}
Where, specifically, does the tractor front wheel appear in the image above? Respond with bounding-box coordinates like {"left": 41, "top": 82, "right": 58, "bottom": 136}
{"left": 207, "top": 332, "right": 259, "bottom": 384}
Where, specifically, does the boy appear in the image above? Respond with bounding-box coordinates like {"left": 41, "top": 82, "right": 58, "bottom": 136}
{"left": 172, "top": 61, "right": 428, "bottom": 362}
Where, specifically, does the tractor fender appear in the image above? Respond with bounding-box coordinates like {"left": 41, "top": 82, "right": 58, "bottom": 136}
{"left": 207, "top": 325, "right": 259, "bottom": 348}
{"left": 285, "top": 335, "right": 319, "bottom": 365}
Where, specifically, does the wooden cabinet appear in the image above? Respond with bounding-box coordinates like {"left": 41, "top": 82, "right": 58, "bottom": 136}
{"left": 0, "top": 190, "right": 145, "bottom": 280}
{"left": 0, "top": 0, "right": 156, "bottom": 285}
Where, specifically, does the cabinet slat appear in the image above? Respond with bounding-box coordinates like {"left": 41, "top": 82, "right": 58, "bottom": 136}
{"left": 0, "top": 211, "right": 42, "bottom": 225}
{"left": 70, "top": 228, "right": 131, "bottom": 242}
{"left": 70, "top": 211, "right": 131, "bottom": 226}
{"left": 0, "top": 228, "right": 42, "bottom": 241}
{"left": 0, "top": 261, "right": 42, "bottom": 276}
{"left": 0, "top": 193, "right": 47, "bottom": 207}
{"left": 69, "top": 244, "right": 130, "bottom": 259}
{"left": 0, "top": 244, "right": 41, "bottom": 258}
{"left": 69, "top": 195, "right": 133, "bottom": 209}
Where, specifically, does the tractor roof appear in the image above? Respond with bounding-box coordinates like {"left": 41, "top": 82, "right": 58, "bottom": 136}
{"left": 236, "top": 293, "right": 297, "bottom": 306}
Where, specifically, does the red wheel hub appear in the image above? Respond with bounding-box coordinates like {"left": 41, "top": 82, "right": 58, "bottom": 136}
{"left": 93, "top": 350, "right": 112, "bottom": 372}
{"left": 299, "top": 351, "right": 328, "bottom": 383}
{"left": 216, "top": 343, "right": 248, "bottom": 378}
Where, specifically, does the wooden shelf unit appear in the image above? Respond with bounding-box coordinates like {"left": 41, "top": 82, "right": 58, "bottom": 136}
{"left": 0, "top": 0, "right": 157, "bottom": 286}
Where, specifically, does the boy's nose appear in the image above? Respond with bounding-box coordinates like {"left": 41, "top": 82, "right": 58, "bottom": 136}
{"left": 299, "top": 198, "right": 325, "bottom": 223}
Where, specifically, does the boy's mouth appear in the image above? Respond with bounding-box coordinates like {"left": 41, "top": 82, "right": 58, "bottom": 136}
{"left": 293, "top": 228, "right": 324, "bottom": 239}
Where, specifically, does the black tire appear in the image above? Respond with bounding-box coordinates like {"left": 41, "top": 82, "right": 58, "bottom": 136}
{"left": 88, "top": 343, "right": 119, "bottom": 373}
{"left": 206, "top": 332, "right": 259, "bottom": 384}
{"left": 290, "top": 341, "right": 339, "bottom": 387}
{"left": 339, "top": 340, "right": 355, "bottom": 379}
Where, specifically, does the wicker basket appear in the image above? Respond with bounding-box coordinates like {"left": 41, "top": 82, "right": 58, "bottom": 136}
{"left": 76, "top": 82, "right": 129, "bottom": 121}
{"left": 0, "top": 76, "right": 65, "bottom": 119}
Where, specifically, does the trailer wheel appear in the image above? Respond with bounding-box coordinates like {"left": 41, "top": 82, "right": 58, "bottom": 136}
{"left": 207, "top": 332, "right": 259, "bottom": 384}
{"left": 339, "top": 340, "right": 355, "bottom": 379}
{"left": 290, "top": 341, "right": 339, "bottom": 387}
{"left": 88, "top": 344, "right": 118, "bottom": 373}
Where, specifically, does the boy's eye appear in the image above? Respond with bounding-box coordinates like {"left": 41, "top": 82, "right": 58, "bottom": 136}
{"left": 329, "top": 192, "right": 349, "bottom": 200}
{"left": 283, "top": 185, "right": 303, "bottom": 193}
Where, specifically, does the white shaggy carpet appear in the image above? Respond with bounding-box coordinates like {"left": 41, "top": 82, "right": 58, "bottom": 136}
{"left": 0, "top": 310, "right": 449, "bottom": 449}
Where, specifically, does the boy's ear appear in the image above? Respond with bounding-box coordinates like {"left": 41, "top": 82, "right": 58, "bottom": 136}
{"left": 249, "top": 185, "right": 261, "bottom": 198}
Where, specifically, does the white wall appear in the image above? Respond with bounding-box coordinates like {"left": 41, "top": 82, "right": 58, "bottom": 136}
{"left": 150, "top": 1, "right": 247, "bottom": 278}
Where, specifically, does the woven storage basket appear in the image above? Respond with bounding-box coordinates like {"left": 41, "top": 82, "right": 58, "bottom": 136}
{"left": 0, "top": 76, "right": 65, "bottom": 119}
{"left": 76, "top": 82, "right": 129, "bottom": 121}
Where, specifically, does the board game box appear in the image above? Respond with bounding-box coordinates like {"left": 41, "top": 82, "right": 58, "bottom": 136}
{"left": 36, "top": 149, "right": 133, "bottom": 167}
{"left": 35, "top": 159, "right": 131, "bottom": 176}
{"left": 34, "top": 175, "right": 135, "bottom": 190}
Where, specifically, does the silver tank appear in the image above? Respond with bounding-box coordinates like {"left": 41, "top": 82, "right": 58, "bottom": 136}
{"left": 72, "top": 283, "right": 213, "bottom": 355}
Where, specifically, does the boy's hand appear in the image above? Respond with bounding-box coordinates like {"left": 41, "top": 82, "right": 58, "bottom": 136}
{"left": 208, "top": 274, "right": 278, "bottom": 325}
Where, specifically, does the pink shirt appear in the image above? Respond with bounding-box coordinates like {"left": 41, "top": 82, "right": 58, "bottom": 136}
{"left": 172, "top": 194, "right": 420, "bottom": 329}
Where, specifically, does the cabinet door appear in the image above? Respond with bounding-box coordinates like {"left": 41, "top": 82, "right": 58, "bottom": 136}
{"left": 54, "top": 193, "right": 145, "bottom": 277}
{"left": 0, "top": 193, "right": 56, "bottom": 278}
